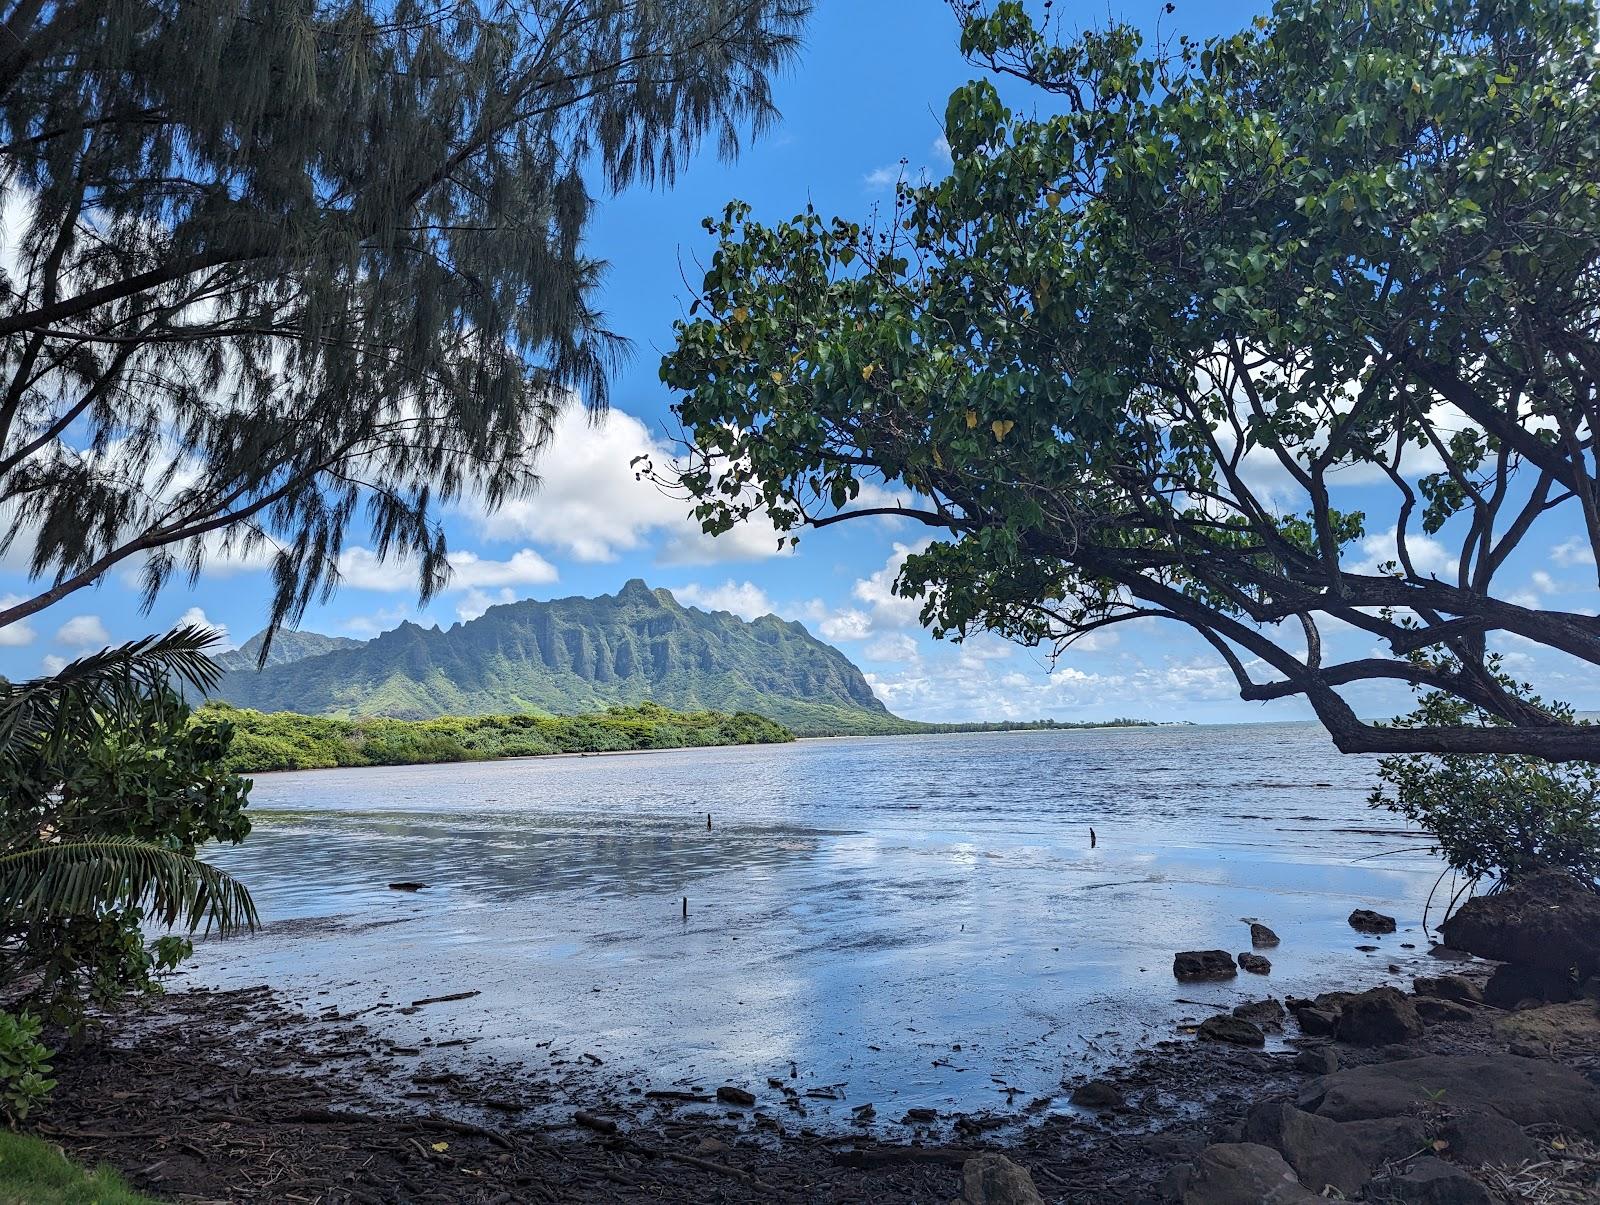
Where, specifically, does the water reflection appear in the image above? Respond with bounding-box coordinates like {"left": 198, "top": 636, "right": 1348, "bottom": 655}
{"left": 193, "top": 723, "right": 1441, "bottom": 1123}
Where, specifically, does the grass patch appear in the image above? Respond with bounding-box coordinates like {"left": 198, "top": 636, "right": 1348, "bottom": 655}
{"left": 0, "top": 1131, "right": 159, "bottom": 1204}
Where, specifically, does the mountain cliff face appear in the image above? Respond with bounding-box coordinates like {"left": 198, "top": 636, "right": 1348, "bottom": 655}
{"left": 212, "top": 629, "right": 363, "bottom": 672}
{"left": 211, "top": 580, "right": 904, "bottom": 735}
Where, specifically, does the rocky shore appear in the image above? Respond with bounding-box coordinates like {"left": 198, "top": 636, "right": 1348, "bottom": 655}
{"left": 25, "top": 873, "right": 1600, "bottom": 1203}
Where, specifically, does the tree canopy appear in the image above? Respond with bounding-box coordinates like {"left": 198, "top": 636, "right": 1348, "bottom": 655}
{"left": 660, "top": 0, "right": 1600, "bottom": 759}
{"left": 0, "top": 0, "right": 807, "bottom": 642}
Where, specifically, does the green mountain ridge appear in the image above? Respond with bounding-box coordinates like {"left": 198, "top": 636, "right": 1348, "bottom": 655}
{"left": 212, "top": 628, "right": 364, "bottom": 672}
{"left": 210, "top": 579, "right": 911, "bottom": 735}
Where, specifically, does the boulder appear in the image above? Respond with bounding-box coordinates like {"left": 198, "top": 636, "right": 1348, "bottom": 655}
{"left": 1339, "top": 1116, "right": 1430, "bottom": 1167}
{"left": 1291, "top": 1006, "right": 1339, "bottom": 1036}
{"left": 1198, "top": 1014, "right": 1265, "bottom": 1046}
{"left": 1069, "top": 1080, "right": 1125, "bottom": 1112}
{"left": 1335, "top": 987, "right": 1424, "bottom": 1046}
{"left": 1377, "top": 1156, "right": 1492, "bottom": 1204}
{"left": 1238, "top": 952, "right": 1272, "bottom": 975}
{"left": 1415, "top": 998, "right": 1476, "bottom": 1025}
{"left": 1349, "top": 908, "right": 1398, "bottom": 934}
{"left": 1181, "top": 1143, "right": 1320, "bottom": 1205}
{"left": 1439, "top": 871, "right": 1600, "bottom": 978}
{"left": 959, "top": 1153, "right": 1044, "bottom": 1205}
{"left": 715, "top": 1085, "right": 755, "bottom": 1107}
{"left": 1413, "top": 975, "right": 1484, "bottom": 1004}
{"left": 1233, "top": 998, "right": 1286, "bottom": 1031}
{"left": 1437, "top": 1111, "right": 1538, "bottom": 1167}
{"left": 1484, "top": 962, "right": 1577, "bottom": 1008}
{"left": 1304, "top": 1054, "right": 1600, "bottom": 1134}
{"left": 1174, "top": 950, "right": 1237, "bottom": 981}
{"left": 1493, "top": 999, "right": 1600, "bottom": 1052}
{"left": 1294, "top": 1045, "right": 1339, "bottom": 1075}
{"left": 1250, "top": 923, "right": 1281, "bottom": 948}
{"left": 1242, "top": 1102, "right": 1371, "bottom": 1197}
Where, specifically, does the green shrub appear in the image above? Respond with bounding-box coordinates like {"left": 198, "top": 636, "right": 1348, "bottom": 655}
{"left": 1370, "top": 660, "right": 1600, "bottom": 890}
{"left": 0, "top": 1011, "right": 54, "bottom": 1123}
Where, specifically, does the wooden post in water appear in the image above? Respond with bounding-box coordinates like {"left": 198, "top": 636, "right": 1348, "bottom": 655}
{"left": 1090, "top": 827, "right": 1097, "bottom": 848}
{"left": 707, "top": 812, "right": 712, "bottom": 830}
{"left": 682, "top": 896, "right": 688, "bottom": 920}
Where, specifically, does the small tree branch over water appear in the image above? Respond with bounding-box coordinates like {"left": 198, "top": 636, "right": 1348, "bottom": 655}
{"left": 658, "top": 0, "right": 1600, "bottom": 759}
{"left": 0, "top": 0, "right": 808, "bottom": 647}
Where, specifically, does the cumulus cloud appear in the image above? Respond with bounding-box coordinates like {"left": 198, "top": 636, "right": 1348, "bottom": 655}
{"left": 40, "top": 653, "right": 67, "bottom": 674}
{"left": 1553, "top": 536, "right": 1597, "bottom": 568}
{"left": 342, "top": 603, "right": 413, "bottom": 638}
{"left": 471, "top": 407, "right": 788, "bottom": 567}
{"left": 455, "top": 587, "right": 518, "bottom": 623}
{"left": 1349, "top": 526, "right": 1451, "bottom": 577}
{"left": 670, "top": 579, "right": 775, "bottom": 621}
{"left": 175, "top": 605, "right": 233, "bottom": 651}
{"left": 55, "top": 614, "right": 109, "bottom": 647}
{"left": 338, "top": 546, "right": 557, "bottom": 593}
{"left": 0, "top": 595, "right": 37, "bottom": 647}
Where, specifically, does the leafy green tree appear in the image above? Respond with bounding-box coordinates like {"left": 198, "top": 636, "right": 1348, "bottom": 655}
{"left": 0, "top": 0, "right": 808, "bottom": 642}
{"left": 660, "top": 0, "right": 1600, "bottom": 759}
{"left": 1371, "top": 658, "right": 1600, "bottom": 888}
{"left": 0, "top": 628, "right": 256, "bottom": 1032}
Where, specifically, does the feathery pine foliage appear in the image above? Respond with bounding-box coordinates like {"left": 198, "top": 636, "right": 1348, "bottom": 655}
{"left": 211, "top": 700, "right": 792, "bottom": 773}
{"left": 0, "top": 0, "right": 809, "bottom": 645}
{"left": 0, "top": 628, "right": 256, "bottom": 1031}
{"left": 211, "top": 579, "right": 905, "bottom": 735}
{"left": 660, "top": 0, "right": 1600, "bottom": 760}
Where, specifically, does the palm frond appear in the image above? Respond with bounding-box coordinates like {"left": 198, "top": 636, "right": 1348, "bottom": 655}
{"left": 0, "top": 625, "right": 225, "bottom": 760}
{"left": 0, "top": 837, "right": 258, "bottom": 935}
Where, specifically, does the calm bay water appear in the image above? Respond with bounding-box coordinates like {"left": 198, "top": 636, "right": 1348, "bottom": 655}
{"left": 190, "top": 723, "right": 1448, "bottom": 1123}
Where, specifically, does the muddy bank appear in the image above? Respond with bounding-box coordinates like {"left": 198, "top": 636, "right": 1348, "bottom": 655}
{"left": 28, "top": 958, "right": 1600, "bottom": 1204}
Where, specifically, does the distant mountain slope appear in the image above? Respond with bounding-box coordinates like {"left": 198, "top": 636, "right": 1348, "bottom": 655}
{"left": 212, "top": 629, "right": 364, "bottom": 672}
{"left": 210, "top": 580, "right": 907, "bottom": 735}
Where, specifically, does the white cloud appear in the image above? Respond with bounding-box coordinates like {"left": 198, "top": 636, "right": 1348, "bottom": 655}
{"left": 1553, "top": 537, "right": 1597, "bottom": 568}
{"left": 473, "top": 407, "right": 787, "bottom": 567}
{"left": 175, "top": 605, "right": 233, "bottom": 651}
{"left": 0, "top": 595, "right": 36, "bottom": 647}
{"left": 852, "top": 540, "right": 931, "bottom": 629}
{"left": 1350, "top": 526, "right": 1451, "bottom": 577}
{"left": 670, "top": 579, "right": 775, "bottom": 621}
{"left": 338, "top": 546, "right": 557, "bottom": 593}
{"left": 342, "top": 604, "right": 413, "bottom": 638}
{"left": 931, "top": 134, "right": 952, "bottom": 168}
{"left": 863, "top": 632, "right": 919, "bottom": 662}
{"left": 864, "top": 162, "right": 905, "bottom": 191}
{"left": 40, "top": 654, "right": 67, "bottom": 675}
{"left": 819, "top": 608, "right": 872, "bottom": 641}
{"left": 455, "top": 587, "right": 518, "bottom": 623}
{"left": 55, "top": 615, "right": 109, "bottom": 647}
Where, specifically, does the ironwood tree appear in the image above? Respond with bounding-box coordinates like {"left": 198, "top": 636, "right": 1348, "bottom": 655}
{"left": 0, "top": 0, "right": 808, "bottom": 641}
{"left": 660, "top": 0, "right": 1600, "bottom": 759}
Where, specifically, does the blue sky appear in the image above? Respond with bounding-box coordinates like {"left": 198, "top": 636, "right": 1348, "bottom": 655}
{"left": 2, "top": 0, "right": 1596, "bottom": 724}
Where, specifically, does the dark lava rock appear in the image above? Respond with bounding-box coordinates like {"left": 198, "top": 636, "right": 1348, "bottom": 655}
{"left": 1378, "top": 1156, "right": 1492, "bottom": 1204}
{"left": 1439, "top": 871, "right": 1600, "bottom": 978}
{"left": 1428, "top": 945, "right": 1473, "bottom": 961}
{"left": 1292, "top": 1006, "right": 1339, "bottom": 1036}
{"left": 1484, "top": 962, "right": 1578, "bottom": 1009}
{"left": 1294, "top": 1045, "right": 1339, "bottom": 1074}
{"left": 1233, "top": 998, "right": 1286, "bottom": 1031}
{"left": 1413, "top": 974, "right": 1484, "bottom": 1004}
{"left": 1068, "top": 1081, "right": 1125, "bottom": 1112}
{"left": 900, "top": 1106, "right": 938, "bottom": 1125}
{"left": 1197, "top": 1014, "right": 1265, "bottom": 1046}
{"left": 1303, "top": 1054, "right": 1600, "bottom": 1134}
{"left": 1438, "top": 1111, "right": 1538, "bottom": 1167}
{"left": 959, "top": 1153, "right": 1044, "bottom": 1205}
{"left": 1340, "top": 1116, "right": 1430, "bottom": 1167}
{"left": 1242, "top": 1102, "right": 1371, "bottom": 1197}
{"left": 715, "top": 1085, "right": 755, "bottom": 1107}
{"left": 1414, "top": 997, "right": 1476, "bottom": 1025}
{"left": 1335, "top": 987, "right": 1424, "bottom": 1046}
{"left": 1349, "top": 909, "right": 1397, "bottom": 933}
{"left": 1237, "top": 952, "right": 1272, "bottom": 975}
{"left": 388, "top": 881, "right": 428, "bottom": 891}
{"left": 1180, "top": 1144, "right": 1319, "bottom": 1204}
{"left": 1174, "top": 950, "right": 1237, "bottom": 981}
{"left": 1249, "top": 923, "right": 1280, "bottom": 948}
